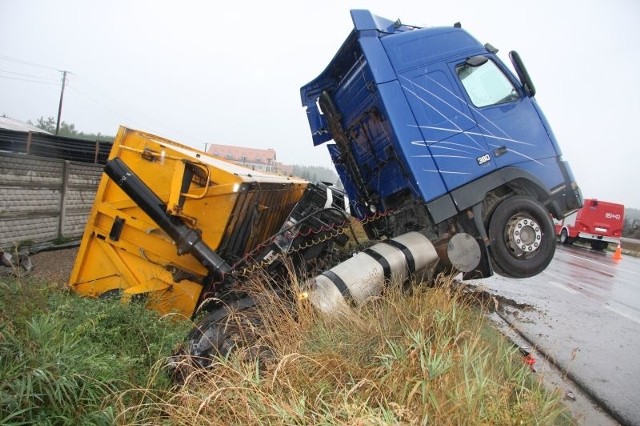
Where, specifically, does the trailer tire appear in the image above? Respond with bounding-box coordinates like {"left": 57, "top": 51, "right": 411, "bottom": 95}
{"left": 559, "top": 229, "right": 573, "bottom": 245}
{"left": 169, "top": 298, "right": 265, "bottom": 380}
{"left": 488, "top": 196, "right": 556, "bottom": 278}
{"left": 98, "top": 289, "right": 122, "bottom": 300}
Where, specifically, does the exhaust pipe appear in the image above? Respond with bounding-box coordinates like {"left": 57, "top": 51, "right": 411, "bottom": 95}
{"left": 104, "top": 158, "right": 232, "bottom": 281}
{"left": 305, "top": 231, "right": 440, "bottom": 316}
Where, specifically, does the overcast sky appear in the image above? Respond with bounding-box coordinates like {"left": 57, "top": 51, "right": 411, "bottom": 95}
{"left": 1, "top": 0, "right": 639, "bottom": 208}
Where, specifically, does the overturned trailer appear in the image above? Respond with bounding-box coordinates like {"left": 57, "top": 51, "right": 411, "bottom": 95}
{"left": 68, "top": 127, "right": 350, "bottom": 317}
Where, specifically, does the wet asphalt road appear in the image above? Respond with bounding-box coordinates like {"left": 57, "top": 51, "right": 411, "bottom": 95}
{"left": 468, "top": 244, "right": 640, "bottom": 426}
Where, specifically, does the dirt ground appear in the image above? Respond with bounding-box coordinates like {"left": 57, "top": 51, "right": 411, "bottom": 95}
{"left": 28, "top": 247, "right": 79, "bottom": 285}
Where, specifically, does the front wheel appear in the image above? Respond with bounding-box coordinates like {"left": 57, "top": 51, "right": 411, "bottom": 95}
{"left": 488, "top": 196, "right": 556, "bottom": 279}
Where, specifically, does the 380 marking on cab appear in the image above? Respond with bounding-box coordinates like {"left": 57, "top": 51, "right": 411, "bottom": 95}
{"left": 476, "top": 154, "right": 491, "bottom": 165}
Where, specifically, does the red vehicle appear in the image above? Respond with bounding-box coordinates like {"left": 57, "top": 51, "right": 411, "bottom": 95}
{"left": 555, "top": 199, "right": 625, "bottom": 250}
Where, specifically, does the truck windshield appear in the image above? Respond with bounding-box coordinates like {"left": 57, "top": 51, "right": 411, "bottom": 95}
{"left": 457, "top": 60, "right": 518, "bottom": 107}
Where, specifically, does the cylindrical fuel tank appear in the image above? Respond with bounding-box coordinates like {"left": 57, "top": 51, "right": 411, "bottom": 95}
{"left": 434, "top": 232, "right": 482, "bottom": 273}
{"left": 306, "top": 231, "right": 439, "bottom": 316}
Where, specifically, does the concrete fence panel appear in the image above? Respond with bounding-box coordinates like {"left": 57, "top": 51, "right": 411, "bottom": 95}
{"left": 0, "top": 152, "right": 102, "bottom": 250}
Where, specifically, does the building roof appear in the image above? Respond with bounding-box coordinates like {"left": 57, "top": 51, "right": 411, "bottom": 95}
{"left": 0, "top": 116, "right": 51, "bottom": 134}
{"left": 207, "top": 143, "right": 276, "bottom": 164}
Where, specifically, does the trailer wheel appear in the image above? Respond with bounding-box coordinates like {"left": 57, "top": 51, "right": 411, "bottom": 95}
{"left": 169, "top": 298, "right": 265, "bottom": 380}
{"left": 559, "top": 229, "right": 573, "bottom": 245}
{"left": 488, "top": 196, "right": 556, "bottom": 278}
{"left": 98, "top": 289, "right": 122, "bottom": 300}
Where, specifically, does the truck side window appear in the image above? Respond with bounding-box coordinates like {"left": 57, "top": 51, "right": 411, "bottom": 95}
{"left": 457, "top": 60, "right": 518, "bottom": 107}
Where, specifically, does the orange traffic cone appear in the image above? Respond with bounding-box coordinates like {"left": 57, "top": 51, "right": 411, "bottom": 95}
{"left": 613, "top": 244, "right": 623, "bottom": 261}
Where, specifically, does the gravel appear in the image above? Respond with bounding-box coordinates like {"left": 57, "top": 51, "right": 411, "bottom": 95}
{"left": 28, "top": 247, "right": 80, "bottom": 284}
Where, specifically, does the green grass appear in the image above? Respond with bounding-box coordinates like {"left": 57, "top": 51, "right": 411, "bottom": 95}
{"left": 0, "top": 277, "right": 191, "bottom": 425}
{"left": 1, "top": 272, "right": 573, "bottom": 425}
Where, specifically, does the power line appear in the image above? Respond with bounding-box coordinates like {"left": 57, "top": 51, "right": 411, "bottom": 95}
{"left": 1, "top": 57, "right": 205, "bottom": 147}
{"left": 0, "top": 55, "right": 61, "bottom": 71}
{"left": 68, "top": 78, "right": 204, "bottom": 145}
{"left": 0, "top": 57, "right": 70, "bottom": 128}
{"left": 67, "top": 84, "right": 147, "bottom": 129}
{"left": 0, "top": 68, "right": 59, "bottom": 82}
{"left": 0, "top": 74, "right": 59, "bottom": 85}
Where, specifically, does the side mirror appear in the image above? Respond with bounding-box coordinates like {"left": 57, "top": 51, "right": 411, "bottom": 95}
{"left": 509, "top": 51, "right": 536, "bottom": 97}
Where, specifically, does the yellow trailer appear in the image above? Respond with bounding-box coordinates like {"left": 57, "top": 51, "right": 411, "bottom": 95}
{"left": 68, "top": 127, "right": 309, "bottom": 318}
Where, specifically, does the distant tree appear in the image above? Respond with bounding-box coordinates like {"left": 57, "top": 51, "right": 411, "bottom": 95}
{"left": 625, "top": 207, "right": 640, "bottom": 222}
{"left": 28, "top": 116, "right": 114, "bottom": 142}
{"left": 292, "top": 165, "right": 339, "bottom": 186}
{"left": 623, "top": 208, "right": 640, "bottom": 238}
{"left": 31, "top": 116, "right": 55, "bottom": 133}
{"left": 623, "top": 217, "right": 640, "bottom": 239}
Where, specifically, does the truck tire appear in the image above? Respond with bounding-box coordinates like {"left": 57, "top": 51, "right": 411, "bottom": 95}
{"left": 488, "top": 195, "right": 556, "bottom": 278}
{"left": 559, "top": 229, "right": 573, "bottom": 245}
{"left": 590, "top": 240, "right": 608, "bottom": 251}
{"left": 169, "top": 298, "right": 264, "bottom": 380}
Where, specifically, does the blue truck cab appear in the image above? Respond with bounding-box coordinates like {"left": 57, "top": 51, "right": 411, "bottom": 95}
{"left": 301, "top": 10, "right": 582, "bottom": 279}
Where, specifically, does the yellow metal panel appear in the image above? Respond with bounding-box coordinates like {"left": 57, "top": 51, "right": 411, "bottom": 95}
{"left": 137, "top": 278, "right": 202, "bottom": 318}
{"left": 167, "top": 159, "right": 187, "bottom": 216}
{"left": 69, "top": 127, "right": 309, "bottom": 318}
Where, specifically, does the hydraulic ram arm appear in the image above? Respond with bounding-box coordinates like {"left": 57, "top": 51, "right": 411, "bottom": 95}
{"left": 104, "top": 158, "right": 232, "bottom": 282}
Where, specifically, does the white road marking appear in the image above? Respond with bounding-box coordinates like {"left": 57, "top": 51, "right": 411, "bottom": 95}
{"left": 548, "top": 280, "right": 579, "bottom": 295}
{"left": 547, "top": 275, "right": 640, "bottom": 325}
{"left": 604, "top": 305, "right": 640, "bottom": 325}
{"left": 559, "top": 250, "right": 640, "bottom": 288}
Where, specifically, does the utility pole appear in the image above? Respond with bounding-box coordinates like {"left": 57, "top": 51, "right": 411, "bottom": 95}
{"left": 55, "top": 70, "right": 68, "bottom": 135}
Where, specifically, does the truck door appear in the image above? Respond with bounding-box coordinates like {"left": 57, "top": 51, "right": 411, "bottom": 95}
{"left": 452, "top": 56, "right": 558, "bottom": 170}
{"left": 399, "top": 64, "right": 496, "bottom": 193}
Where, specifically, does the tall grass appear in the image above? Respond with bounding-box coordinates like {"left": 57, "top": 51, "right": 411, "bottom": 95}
{"left": 132, "top": 274, "right": 572, "bottom": 425}
{"left": 1, "top": 262, "right": 572, "bottom": 425}
{"left": 0, "top": 277, "right": 190, "bottom": 425}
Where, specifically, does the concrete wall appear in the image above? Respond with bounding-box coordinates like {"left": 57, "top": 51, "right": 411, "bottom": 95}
{"left": 0, "top": 152, "right": 102, "bottom": 250}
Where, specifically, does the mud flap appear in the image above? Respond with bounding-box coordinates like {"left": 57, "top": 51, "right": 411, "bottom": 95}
{"left": 462, "top": 237, "right": 492, "bottom": 280}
